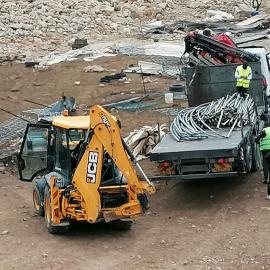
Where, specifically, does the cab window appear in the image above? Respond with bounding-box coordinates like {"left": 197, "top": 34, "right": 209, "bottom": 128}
{"left": 54, "top": 128, "right": 70, "bottom": 178}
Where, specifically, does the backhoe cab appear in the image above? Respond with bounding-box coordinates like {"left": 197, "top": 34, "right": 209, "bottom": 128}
{"left": 17, "top": 105, "right": 155, "bottom": 234}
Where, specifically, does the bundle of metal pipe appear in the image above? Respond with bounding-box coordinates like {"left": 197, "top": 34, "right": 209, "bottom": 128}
{"left": 171, "top": 93, "right": 256, "bottom": 141}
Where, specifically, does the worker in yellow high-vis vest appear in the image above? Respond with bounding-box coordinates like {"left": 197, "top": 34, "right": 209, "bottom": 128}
{"left": 235, "top": 62, "right": 252, "bottom": 97}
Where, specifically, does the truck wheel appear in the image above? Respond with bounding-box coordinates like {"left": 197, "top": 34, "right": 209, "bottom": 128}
{"left": 244, "top": 139, "right": 253, "bottom": 173}
{"left": 33, "top": 185, "right": 44, "bottom": 216}
{"left": 251, "top": 136, "right": 262, "bottom": 172}
{"left": 109, "top": 220, "right": 134, "bottom": 231}
{"left": 44, "top": 185, "right": 69, "bottom": 234}
{"left": 169, "top": 84, "right": 185, "bottom": 93}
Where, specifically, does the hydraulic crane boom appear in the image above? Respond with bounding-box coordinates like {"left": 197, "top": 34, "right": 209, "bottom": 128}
{"left": 184, "top": 32, "right": 260, "bottom": 65}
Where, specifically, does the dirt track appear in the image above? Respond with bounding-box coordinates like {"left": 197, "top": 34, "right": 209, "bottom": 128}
{"left": 1, "top": 172, "right": 270, "bottom": 270}
{"left": 1, "top": 57, "right": 270, "bottom": 270}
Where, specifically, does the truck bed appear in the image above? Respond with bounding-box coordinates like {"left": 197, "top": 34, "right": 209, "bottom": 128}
{"left": 151, "top": 127, "right": 251, "bottom": 161}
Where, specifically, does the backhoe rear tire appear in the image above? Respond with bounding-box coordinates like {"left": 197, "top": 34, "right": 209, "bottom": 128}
{"left": 44, "top": 185, "right": 69, "bottom": 234}
{"left": 109, "top": 220, "right": 134, "bottom": 231}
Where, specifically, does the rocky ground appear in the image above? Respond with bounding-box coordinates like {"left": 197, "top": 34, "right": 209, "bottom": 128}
{"left": 1, "top": 0, "right": 270, "bottom": 61}
{"left": 2, "top": 163, "right": 270, "bottom": 270}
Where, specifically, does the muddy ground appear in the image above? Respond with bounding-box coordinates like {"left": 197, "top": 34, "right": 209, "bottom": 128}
{"left": 1, "top": 56, "right": 270, "bottom": 270}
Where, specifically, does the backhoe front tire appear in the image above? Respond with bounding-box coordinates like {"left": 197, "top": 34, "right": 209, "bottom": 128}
{"left": 44, "top": 185, "right": 69, "bottom": 234}
{"left": 33, "top": 186, "right": 44, "bottom": 216}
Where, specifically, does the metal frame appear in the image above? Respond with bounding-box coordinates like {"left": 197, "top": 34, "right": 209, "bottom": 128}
{"left": 17, "top": 123, "right": 52, "bottom": 181}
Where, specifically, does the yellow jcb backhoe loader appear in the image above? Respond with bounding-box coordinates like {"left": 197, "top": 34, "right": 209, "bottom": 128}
{"left": 17, "top": 105, "right": 155, "bottom": 234}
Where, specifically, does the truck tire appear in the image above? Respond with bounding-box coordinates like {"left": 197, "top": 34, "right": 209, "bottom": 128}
{"left": 44, "top": 185, "right": 69, "bottom": 234}
{"left": 251, "top": 135, "right": 262, "bottom": 172}
{"left": 244, "top": 138, "right": 253, "bottom": 173}
{"left": 169, "top": 84, "right": 185, "bottom": 93}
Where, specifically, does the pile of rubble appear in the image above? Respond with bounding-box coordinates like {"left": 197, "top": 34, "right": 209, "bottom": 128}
{"left": 0, "top": 0, "right": 266, "bottom": 62}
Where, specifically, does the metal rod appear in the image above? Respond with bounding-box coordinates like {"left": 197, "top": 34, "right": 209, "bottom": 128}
{"left": 0, "top": 107, "right": 30, "bottom": 123}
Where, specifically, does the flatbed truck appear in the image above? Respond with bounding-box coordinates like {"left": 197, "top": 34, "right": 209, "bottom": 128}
{"left": 150, "top": 53, "right": 268, "bottom": 181}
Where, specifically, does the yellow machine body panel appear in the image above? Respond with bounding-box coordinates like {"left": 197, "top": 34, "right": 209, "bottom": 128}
{"left": 52, "top": 115, "right": 90, "bottom": 129}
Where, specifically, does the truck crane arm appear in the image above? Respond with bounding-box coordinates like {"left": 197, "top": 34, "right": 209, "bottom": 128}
{"left": 184, "top": 32, "right": 260, "bottom": 65}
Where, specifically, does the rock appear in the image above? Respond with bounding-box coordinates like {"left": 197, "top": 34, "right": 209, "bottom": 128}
{"left": 233, "top": 3, "right": 253, "bottom": 19}
{"left": 104, "top": 6, "right": 114, "bottom": 15}
{"left": 33, "top": 82, "right": 44, "bottom": 86}
{"left": 189, "top": 2, "right": 200, "bottom": 8}
{"left": 42, "top": 253, "right": 48, "bottom": 258}
{"left": 0, "top": 166, "right": 6, "bottom": 174}
{"left": 158, "top": 3, "right": 167, "bottom": 9}
{"left": 74, "top": 81, "right": 81, "bottom": 86}
{"left": 10, "top": 24, "right": 22, "bottom": 30}
{"left": 261, "top": 207, "right": 270, "bottom": 211}
{"left": 1, "top": 230, "right": 9, "bottom": 235}
{"left": 84, "top": 65, "right": 110, "bottom": 73}
{"left": 205, "top": 10, "right": 234, "bottom": 22}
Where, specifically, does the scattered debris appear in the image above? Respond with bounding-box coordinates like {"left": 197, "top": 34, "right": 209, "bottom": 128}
{"left": 169, "top": 84, "right": 185, "bottom": 93}
{"left": 205, "top": 10, "right": 234, "bottom": 22}
{"left": 24, "top": 61, "right": 39, "bottom": 68}
{"left": 125, "top": 61, "right": 164, "bottom": 75}
{"left": 71, "top": 38, "right": 88, "bottom": 50}
{"left": 234, "top": 34, "right": 269, "bottom": 45}
{"left": 11, "top": 85, "right": 21, "bottom": 92}
{"left": 141, "top": 21, "right": 166, "bottom": 34}
{"left": 0, "top": 164, "right": 6, "bottom": 174}
{"left": 103, "top": 97, "right": 144, "bottom": 109}
{"left": 233, "top": 3, "right": 254, "bottom": 19}
{"left": 124, "top": 124, "right": 168, "bottom": 160}
{"left": 155, "top": 107, "right": 180, "bottom": 116}
{"left": 74, "top": 81, "right": 81, "bottom": 86}
{"left": 261, "top": 207, "right": 270, "bottom": 211}
{"left": 100, "top": 72, "right": 127, "bottom": 83}
{"left": 35, "top": 45, "right": 116, "bottom": 67}
{"left": 84, "top": 65, "right": 115, "bottom": 73}
{"left": 0, "top": 96, "right": 76, "bottom": 161}
{"left": 1, "top": 230, "right": 9, "bottom": 235}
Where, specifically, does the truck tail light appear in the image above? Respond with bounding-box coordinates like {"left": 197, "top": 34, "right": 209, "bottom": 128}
{"left": 158, "top": 161, "right": 176, "bottom": 175}
{"left": 217, "top": 158, "right": 226, "bottom": 165}
{"left": 160, "top": 161, "right": 170, "bottom": 168}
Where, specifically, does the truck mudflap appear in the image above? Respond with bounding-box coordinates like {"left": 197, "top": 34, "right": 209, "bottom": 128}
{"left": 150, "top": 172, "right": 239, "bottom": 182}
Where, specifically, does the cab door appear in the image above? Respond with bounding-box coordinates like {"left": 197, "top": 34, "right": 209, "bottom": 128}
{"left": 17, "top": 123, "right": 53, "bottom": 181}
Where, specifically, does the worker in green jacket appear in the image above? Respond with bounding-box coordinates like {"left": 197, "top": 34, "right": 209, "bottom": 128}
{"left": 255, "top": 122, "right": 270, "bottom": 199}
{"left": 235, "top": 62, "right": 252, "bottom": 98}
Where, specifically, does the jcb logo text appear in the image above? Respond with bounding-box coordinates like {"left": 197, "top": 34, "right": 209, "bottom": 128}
{"left": 86, "top": 151, "right": 98, "bottom": 183}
